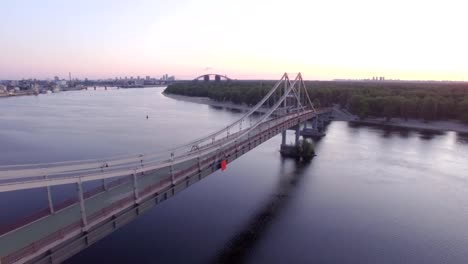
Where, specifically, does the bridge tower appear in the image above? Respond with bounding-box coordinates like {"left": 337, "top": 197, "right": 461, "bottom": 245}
{"left": 276, "top": 73, "right": 319, "bottom": 158}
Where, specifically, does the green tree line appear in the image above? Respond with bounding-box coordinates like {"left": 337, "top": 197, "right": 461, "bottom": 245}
{"left": 165, "top": 81, "right": 468, "bottom": 123}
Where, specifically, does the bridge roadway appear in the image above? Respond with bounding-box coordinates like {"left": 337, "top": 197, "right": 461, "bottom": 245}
{"left": 0, "top": 108, "right": 330, "bottom": 264}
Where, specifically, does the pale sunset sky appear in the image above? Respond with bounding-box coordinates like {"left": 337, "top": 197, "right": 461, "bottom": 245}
{"left": 0, "top": 0, "right": 467, "bottom": 80}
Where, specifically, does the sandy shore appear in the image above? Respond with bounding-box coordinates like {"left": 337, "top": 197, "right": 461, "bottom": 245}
{"left": 164, "top": 92, "right": 468, "bottom": 134}
{"left": 163, "top": 92, "right": 271, "bottom": 113}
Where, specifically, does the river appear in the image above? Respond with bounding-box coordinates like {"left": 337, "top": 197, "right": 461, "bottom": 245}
{"left": 1, "top": 87, "right": 468, "bottom": 264}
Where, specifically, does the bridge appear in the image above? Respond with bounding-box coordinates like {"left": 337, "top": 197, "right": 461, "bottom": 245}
{"left": 193, "top": 73, "right": 232, "bottom": 82}
{"left": 0, "top": 73, "right": 332, "bottom": 264}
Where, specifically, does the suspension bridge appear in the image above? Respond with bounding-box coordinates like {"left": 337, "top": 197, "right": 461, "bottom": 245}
{"left": 0, "top": 73, "right": 332, "bottom": 264}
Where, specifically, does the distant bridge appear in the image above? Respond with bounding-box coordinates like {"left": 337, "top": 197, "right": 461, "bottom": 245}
{"left": 193, "top": 74, "right": 232, "bottom": 82}
{"left": 0, "top": 73, "right": 332, "bottom": 264}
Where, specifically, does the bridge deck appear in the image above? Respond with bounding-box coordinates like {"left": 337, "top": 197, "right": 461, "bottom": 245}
{"left": 0, "top": 109, "right": 331, "bottom": 264}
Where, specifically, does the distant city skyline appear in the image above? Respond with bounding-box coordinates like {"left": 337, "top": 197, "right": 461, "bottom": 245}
{"left": 1, "top": 0, "right": 467, "bottom": 81}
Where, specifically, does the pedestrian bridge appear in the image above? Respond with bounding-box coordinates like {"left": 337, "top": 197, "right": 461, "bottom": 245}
{"left": 0, "top": 73, "right": 332, "bottom": 264}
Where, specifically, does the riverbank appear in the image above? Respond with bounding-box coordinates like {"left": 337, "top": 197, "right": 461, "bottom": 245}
{"left": 0, "top": 91, "right": 37, "bottom": 98}
{"left": 164, "top": 92, "right": 468, "bottom": 134}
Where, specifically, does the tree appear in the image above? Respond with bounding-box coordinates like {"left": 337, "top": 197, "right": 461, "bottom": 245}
{"left": 382, "top": 97, "right": 401, "bottom": 121}
{"left": 312, "top": 98, "right": 321, "bottom": 108}
{"left": 459, "top": 98, "right": 468, "bottom": 123}
{"left": 349, "top": 95, "right": 369, "bottom": 119}
{"left": 420, "top": 96, "right": 438, "bottom": 121}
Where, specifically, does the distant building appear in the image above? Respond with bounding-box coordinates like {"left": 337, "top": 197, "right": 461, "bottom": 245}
{"left": 161, "top": 74, "right": 170, "bottom": 81}
{"left": 0, "top": 84, "right": 7, "bottom": 94}
{"left": 134, "top": 79, "right": 144, "bottom": 86}
{"left": 31, "top": 83, "right": 40, "bottom": 94}
{"left": 51, "top": 84, "right": 61, "bottom": 93}
{"left": 56, "top": 80, "right": 68, "bottom": 88}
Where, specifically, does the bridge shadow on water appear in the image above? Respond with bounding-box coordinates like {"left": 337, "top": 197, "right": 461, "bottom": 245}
{"left": 211, "top": 157, "right": 313, "bottom": 264}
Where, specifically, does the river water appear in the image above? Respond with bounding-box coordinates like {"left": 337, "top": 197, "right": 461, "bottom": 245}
{"left": 1, "top": 87, "right": 468, "bottom": 264}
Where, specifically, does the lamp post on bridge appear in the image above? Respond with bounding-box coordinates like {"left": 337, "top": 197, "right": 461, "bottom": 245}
{"left": 44, "top": 175, "right": 54, "bottom": 214}
{"left": 77, "top": 178, "right": 88, "bottom": 232}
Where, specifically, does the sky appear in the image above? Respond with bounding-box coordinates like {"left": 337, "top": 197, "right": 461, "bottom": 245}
{"left": 0, "top": 0, "right": 467, "bottom": 81}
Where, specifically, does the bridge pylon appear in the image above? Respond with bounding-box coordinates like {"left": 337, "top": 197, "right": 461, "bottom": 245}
{"left": 276, "top": 72, "right": 333, "bottom": 158}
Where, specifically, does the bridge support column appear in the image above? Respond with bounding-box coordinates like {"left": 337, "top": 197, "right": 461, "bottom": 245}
{"left": 313, "top": 117, "right": 318, "bottom": 130}
{"left": 295, "top": 125, "right": 300, "bottom": 146}
{"left": 45, "top": 175, "right": 54, "bottom": 214}
{"left": 77, "top": 179, "right": 88, "bottom": 231}
{"left": 317, "top": 115, "right": 324, "bottom": 130}
{"left": 281, "top": 131, "right": 286, "bottom": 145}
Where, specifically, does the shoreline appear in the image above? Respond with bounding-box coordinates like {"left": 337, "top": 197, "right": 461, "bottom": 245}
{"left": 163, "top": 92, "right": 271, "bottom": 114}
{"left": 0, "top": 91, "right": 38, "bottom": 98}
{"left": 0, "top": 85, "right": 165, "bottom": 99}
{"left": 351, "top": 118, "right": 468, "bottom": 134}
{"left": 164, "top": 92, "right": 468, "bottom": 134}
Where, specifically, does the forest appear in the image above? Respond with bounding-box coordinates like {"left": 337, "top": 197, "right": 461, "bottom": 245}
{"left": 165, "top": 81, "right": 468, "bottom": 123}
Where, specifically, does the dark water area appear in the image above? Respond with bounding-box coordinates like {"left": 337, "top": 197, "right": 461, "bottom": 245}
{"left": 1, "top": 88, "right": 468, "bottom": 263}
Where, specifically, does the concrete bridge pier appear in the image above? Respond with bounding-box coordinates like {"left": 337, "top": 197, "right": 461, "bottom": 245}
{"left": 317, "top": 115, "right": 325, "bottom": 130}
{"left": 280, "top": 124, "right": 302, "bottom": 157}
{"left": 281, "top": 131, "right": 286, "bottom": 145}
{"left": 324, "top": 112, "right": 332, "bottom": 124}
{"left": 295, "top": 125, "right": 300, "bottom": 146}
{"left": 302, "top": 116, "right": 325, "bottom": 139}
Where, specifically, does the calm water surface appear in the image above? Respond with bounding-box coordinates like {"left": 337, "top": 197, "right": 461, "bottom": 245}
{"left": 1, "top": 87, "right": 468, "bottom": 264}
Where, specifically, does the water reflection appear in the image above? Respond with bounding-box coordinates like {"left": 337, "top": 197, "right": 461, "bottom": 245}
{"left": 209, "top": 105, "right": 224, "bottom": 111}
{"left": 347, "top": 121, "right": 449, "bottom": 140}
{"left": 456, "top": 132, "right": 468, "bottom": 144}
{"left": 418, "top": 129, "right": 445, "bottom": 140}
{"left": 212, "top": 159, "right": 311, "bottom": 264}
